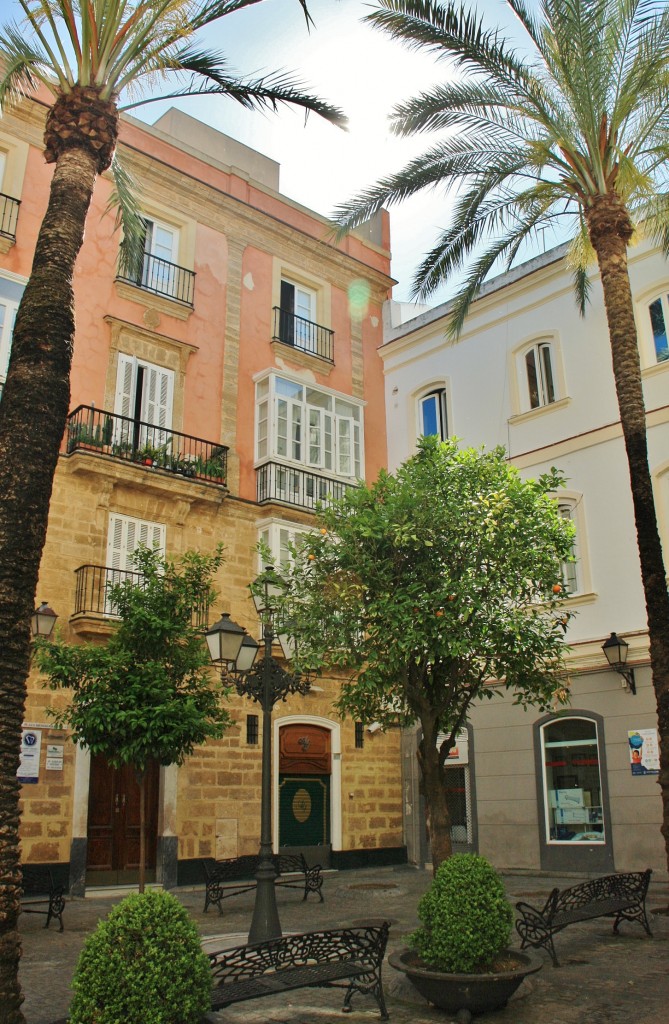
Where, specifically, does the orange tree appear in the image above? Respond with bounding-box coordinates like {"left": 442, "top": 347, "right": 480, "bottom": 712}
{"left": 281, "top": 437, "right": 574, "bottom": 871}
{"left": 335, "top": 0, "right": 669, "bottom": 879}
{"left": 0, "top": 4, "right": 344, "bottom": 1022}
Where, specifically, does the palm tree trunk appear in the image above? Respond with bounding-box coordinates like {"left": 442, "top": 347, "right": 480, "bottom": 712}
{"left": 587, "top": 195, "right": 669, "bottom": 876}
{"left": 0, "top": 145, "right": 99, "bottom": 1024}
{"left": 418, "top": 713, "right": 453, "bottom": 873}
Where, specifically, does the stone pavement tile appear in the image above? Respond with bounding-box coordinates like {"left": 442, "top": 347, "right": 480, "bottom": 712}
{"left": 17, "top": 866, "right": 669, "bottom": 1024}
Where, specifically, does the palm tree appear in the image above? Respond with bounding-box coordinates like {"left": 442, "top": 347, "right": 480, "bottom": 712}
{"left": 335, "top": 0, "right": 669, "bottom": 873}
{"left": 0, "top": 3, "right": 344, "bottom": 1020}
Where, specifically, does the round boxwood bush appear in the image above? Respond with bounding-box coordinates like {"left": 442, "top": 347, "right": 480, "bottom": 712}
{"left": 68, "top": 889, "right": 211, "bottom": 1024}
{"left": 409, "top": 853, "right": 513, "bottom": 973}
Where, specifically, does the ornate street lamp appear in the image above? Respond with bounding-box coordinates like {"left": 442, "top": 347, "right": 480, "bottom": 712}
{"left": 31, "top": 601, "right": 58, "bottom": 639}
{"left": 601, "top": 631, "right": 636, "bottom": 694}
{"left": 205, "top": 567, "right": 309, "bottom": 943}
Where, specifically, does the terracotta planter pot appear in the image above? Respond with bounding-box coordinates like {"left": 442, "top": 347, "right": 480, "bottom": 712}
{"left": 388, "top": 948, "right": 541, "bottom": 1021}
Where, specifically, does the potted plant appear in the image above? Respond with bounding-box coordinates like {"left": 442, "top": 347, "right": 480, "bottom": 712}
{"left": 389, "top": 854, "right": 541, "bottom": 1022}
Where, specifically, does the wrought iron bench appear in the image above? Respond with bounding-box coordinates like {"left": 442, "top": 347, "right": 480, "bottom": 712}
{"left": 515, "top": 868, "right": 652, "bottom": 966}
{"left": 201, "top": 853, "right": 323, "bottom": 914}
{"left": 208, "top": 923, "right": 390, "bottom": 1019}
{"left": 20, "top": 866, "right": 66, "bottom": 932}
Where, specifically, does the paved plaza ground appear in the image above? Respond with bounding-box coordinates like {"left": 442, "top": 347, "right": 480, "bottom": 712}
{"left": 19, "top": 864, "right": 669, "bottom": 1024}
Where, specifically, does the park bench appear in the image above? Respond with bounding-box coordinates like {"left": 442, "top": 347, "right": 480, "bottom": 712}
{"left": 515, "top": 868, "right": 652, "bottom": 966}
{"left": 20, "top": 866, "right": 66, "bottom": 932}
{"left": 201, "top": 853, "right": 323, "bottom": 914}
{"left": 208, "top": 922, "right": 390, "bottom": 1019}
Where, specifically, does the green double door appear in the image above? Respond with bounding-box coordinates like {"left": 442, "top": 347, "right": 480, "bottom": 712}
{"left": 279, "top": 775, "right": 330, "bottom": 847}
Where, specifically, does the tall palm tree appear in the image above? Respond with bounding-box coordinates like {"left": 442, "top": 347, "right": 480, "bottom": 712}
{"left": 335, "top": 0, "right": 669, "bottom": 873}
{"left": 0, "top": 3, "right": 344, "bottom": 1020}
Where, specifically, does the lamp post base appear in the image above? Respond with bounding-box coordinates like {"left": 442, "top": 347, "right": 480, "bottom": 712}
{"left": 248, "top": 857, "right": 281, "bottom": 944}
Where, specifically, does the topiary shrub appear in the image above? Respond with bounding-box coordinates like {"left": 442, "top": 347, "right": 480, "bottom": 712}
{"left": 68, "top": 890, "right": 211, "bottom": 1024}
{"left": 409, "top": 853, "right": 513, "bottom": 973}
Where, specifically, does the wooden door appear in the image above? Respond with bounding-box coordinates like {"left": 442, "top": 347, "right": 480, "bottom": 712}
{"left": 278, "top": 724, "right": 331, "bottom": 849}
{"left": 86, "top": 755, "right": 159, "bottom": 884}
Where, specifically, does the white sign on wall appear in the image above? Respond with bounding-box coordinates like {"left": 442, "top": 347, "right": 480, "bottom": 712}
{"left": 17, "top": 729, "right": 42, "bottom": 784}
{"left": 46, "top": 744, "right": 64, "bottom": 771}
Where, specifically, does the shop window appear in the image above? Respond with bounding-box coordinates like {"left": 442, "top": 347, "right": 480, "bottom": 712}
{"left": 541, "top": 717, "right": 605, "bottom": 844}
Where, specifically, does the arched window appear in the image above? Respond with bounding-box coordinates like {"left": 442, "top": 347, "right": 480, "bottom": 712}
{"left": 418, "top": 387, "right": 448, "bottom": 439}
{"left": 540, "top": 717, "right": 605, "bottom": 844}
{"left": 647, "top": 295, "right": 669, "bottom": 363}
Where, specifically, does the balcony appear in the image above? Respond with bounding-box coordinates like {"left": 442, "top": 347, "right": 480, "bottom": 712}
{"left": 0, "top": 193, "right": 20, "bottom": 248}
{"left": 117, "top": 251, "right": 195, "bottom": 306}
{"left": 72, "top": 564, "right": 209, "bottom": 627}
{"left": 256, "top": 461, "right": 357, "bottom": 511}
{"left": 272, "top": 306, "right": 334, "bottom": 363}
{"left": 64, "top": 405, "right": 228, "bottom": 486}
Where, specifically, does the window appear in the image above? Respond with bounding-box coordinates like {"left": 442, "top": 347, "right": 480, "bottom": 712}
{"left": 541, "top": 717, "right": 605, "bottom": 844}
{"left": 255, "top": 374, "right": 363, "bottom": 481}
{"left": 247, "top": 715, "right": 259, "bottom": 745}
{"left": 355, "top": 722, "right": 364, "bottom": 749}
{"left": 0, "top": 275, "right": 24, "bottom": 400}
{"left": 418, "top": 388, "right": 448, "bottom": 439}
{"left": 525, "top": 341, "right": 556, "bottom": 408}
{"left": 0, "top": 296, "right": 18, "bottom": 398}
{"left": 258, "top": 520, "right": 311, "bottom": 571}
{"left": 114, "top": 353, "right": 174, "bottom": 450}
{"left": 647, "top": 295, "right": 669, "bottom": 363}
{"left": 105, "top": 513, "right": 166, "bottom": 613}
{"left": 557, "top": 500, "right": 579, "bottom": 595}
{"left": 280, "top": 279, "right": 316, "bottom": 345}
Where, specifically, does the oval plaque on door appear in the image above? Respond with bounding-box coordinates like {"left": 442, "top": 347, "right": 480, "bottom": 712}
{"left": 292, "top": 788, "right": 312, "bottom": 823}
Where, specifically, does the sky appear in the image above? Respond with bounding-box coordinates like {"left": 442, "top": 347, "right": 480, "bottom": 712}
{"left": 5, "top": 0, "right": 542, "bottom": 307}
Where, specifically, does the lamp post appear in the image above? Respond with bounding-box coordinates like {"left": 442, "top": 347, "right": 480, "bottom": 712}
{"left": 205, "top": 566, "right": 309, "bottom": 944}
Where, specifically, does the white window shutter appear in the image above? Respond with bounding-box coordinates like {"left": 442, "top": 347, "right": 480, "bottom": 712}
{"left": 142, "top": 364, "right": 174, "bottom": 434}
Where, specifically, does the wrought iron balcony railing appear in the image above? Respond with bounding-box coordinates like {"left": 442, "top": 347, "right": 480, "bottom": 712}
{"left": 73, "top": 564, "right": 209, "bottom": 626}
{"left": 256, "top": 461, "right": 357, "bottom": 511}
{"left": 117, "top": 250, "right": 195, "bottom": 306}
{"left": 0, "top": 193, "right": 20, "bottom": 241}
{"left": 64, "top": 405, "right": 228, "bottom": 486}
{"left": 272, "top": 306, "right": 334, "bottom": 363}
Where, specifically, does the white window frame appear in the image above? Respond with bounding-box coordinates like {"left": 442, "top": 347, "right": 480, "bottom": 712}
{"left": 417, "top": 387, "right": 448, "bottom": 440}
{"left": 557, "top": 499, "right": 580, "bottom": 596}
{"left": 105, "top": 513, "right": 166, "bottom": 614}
{"left": 645, "top": 293, "right": 669, "bottom": 365}
{"left": 114, "top": 353, "right": 174, "bottom": 448}
{"left": 540, "top": 716, "right": 606, "bottom": 845}
{"left": 524, "top": 340, "right": 556, "bottom": 409}
{"left": 255, "top": 373, "right": 364, "bottom": 483}
{"left": 0, "top": 294, "right": 19, "bottom": 391}
{"left": 257, "top": 518, "right": 312, "bottom": 572}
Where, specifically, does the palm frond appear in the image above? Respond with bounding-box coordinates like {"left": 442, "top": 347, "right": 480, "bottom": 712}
{"left": 0, "top": 25, "right": 48, "bottom": 108}
{"left": 565, "top": 219, "right": 596, "bottom": 314}
{"left": 107, "top": 152, "right": 146, "bottom": 276}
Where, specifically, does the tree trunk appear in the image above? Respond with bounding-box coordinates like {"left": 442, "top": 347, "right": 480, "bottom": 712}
{"left": 0, "top": 145, "right": 99, "bottom": 1024}
{"left": 586, "top": 194, "right": 669, "bottom": 876}
{"left": 417, "top": 713, "right": 453, "bottom": 873}
{"left": 137, "top": 769, "right": 146, "bottom": 895}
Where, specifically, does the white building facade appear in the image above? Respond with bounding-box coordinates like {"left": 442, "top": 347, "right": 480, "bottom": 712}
{"left": 383, "top": 240, "right": 669, "bottom": 877}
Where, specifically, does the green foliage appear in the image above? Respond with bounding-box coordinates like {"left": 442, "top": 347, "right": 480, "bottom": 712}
{"left": 283, "top": 437, "right": 573, "bottom": 736}
{"left": 68, "top": 890, "right": 211, "bottom": 1024}
{"left": 35, "top": 546, "right": 232, "bottom": 771}
{"left": 410, "top": 854, "right": 513, "bottom": 973}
